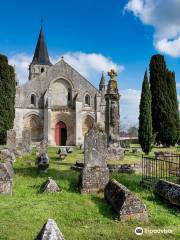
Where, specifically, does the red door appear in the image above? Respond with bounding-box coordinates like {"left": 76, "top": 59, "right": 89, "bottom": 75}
{"left": 55, "top": 121, "right": 67, "bottom": 146}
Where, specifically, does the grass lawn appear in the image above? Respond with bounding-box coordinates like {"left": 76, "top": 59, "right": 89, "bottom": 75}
{"left": 0, "top": 147, "right": 180, "bottom": 240}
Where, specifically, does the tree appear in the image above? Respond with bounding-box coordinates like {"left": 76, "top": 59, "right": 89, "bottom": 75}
{"left": 149, "top": 54, "right": 167, "bottom": 145}
{"left": 149, "top": 54, "right": 180, "bottom": 146}
{"left": 164, "top": 71, "right": 180, "bottom": 146}
{"left": 0, "top": 54, "right": 16, "bottom": 144}
{"left": 138, "top": 70, "right": 152, "bottom": 154}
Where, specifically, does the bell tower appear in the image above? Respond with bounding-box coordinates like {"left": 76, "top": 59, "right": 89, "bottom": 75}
{"left": 29, "top": 27, "right": 52, "bottom": 80}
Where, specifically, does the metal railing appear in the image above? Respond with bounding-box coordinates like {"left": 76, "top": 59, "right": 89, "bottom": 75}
{"left": 142, "top": 153, "right": 180, "bottom": 186}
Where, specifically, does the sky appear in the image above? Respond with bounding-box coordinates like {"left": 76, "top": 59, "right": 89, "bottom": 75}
{"left": 0, "top": 0, "right": 180, "bottom": 129}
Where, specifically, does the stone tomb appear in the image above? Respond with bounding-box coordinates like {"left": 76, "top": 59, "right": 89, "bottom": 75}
{"left": 155, "top": 180, "right": 180, "bottom": 207}
{"left": 104, "top": 179, "right": 148, "bottom": 222}
{"left": 35, "top": 219, "right": 65, "bottom": 240}
{"left": 0, "top": 162, "right": 14, "bottom": 195}
{"left": 80, "top": 125, "right": 109, "bottom": 194}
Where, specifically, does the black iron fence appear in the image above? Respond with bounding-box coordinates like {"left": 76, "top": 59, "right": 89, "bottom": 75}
{"left": 142, "top": 153, "right": 180, "bottom": 186}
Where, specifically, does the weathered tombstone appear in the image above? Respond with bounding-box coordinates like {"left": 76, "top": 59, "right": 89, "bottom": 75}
{"left": 6, "top": 129, "right": 16, "bottom": 152}
{"left": 37, "top": 139, "right": 48, "bottom": 155}
{"left": 35, "top": 219, "right": 65, "bottom": 240}
{"left": 59, "top": 147, "right": 68, "bottom": 160}
{"left": 36, "top": 153, "right": 49, "bottom": 173}
{"left": 104, "top": 179, "right": 148, "bottom": 222}
{"left": 80, "top": 125, "right": 109, "bottom": 194}
{"left": 155, "top": 180, "right": 180, "bottom": 207}
{"left": 42, "top": 177, "right": 61, "bottom": 193}
{"left": 22, "top": 128, "right": 31, "bottom": 153}
{"left": 0, "top": 149, "right": 16, "bottom": 164}
{"left": 0, "top": 162, "right": 14, "bottom": 195}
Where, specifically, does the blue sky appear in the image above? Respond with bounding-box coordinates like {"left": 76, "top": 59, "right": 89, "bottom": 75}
{"left": 0, "top": 0, "right": 180, "bottom": 128}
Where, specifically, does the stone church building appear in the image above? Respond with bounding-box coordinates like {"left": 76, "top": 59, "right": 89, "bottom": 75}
{"left": 14, "top": 28, "right": 120, "bottom": 146}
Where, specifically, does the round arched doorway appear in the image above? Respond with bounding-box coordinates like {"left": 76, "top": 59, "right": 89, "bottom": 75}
{"left": 55, "top": 121, "right": 67, "bottom": 146}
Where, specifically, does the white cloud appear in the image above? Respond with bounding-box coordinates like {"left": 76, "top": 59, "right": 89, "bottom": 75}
{"left": 176, "top": 82, "right": 180, "bottom": 88}
{"left": 9, "top": 53, "right": 32, "bottom": 84}
{"left": 120, "top": 89, "right": 141, "bottom": 130}
{"left": 9, "top": 52, "right": 124, "bottom": 85}
{"left": 124, "top": 0, "right": 180, "bottom": 57}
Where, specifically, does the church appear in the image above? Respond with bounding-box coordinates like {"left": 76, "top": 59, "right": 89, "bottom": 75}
{"left": 14, "top": 27, "right": 121, "bottom": 146}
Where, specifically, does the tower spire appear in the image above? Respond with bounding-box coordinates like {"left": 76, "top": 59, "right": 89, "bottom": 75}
{"left": 29, "top": 26, "right": 52, "bottom": 80}
{"left": 31, "top": 27, "right": 52, "bottom": 66}
{"left": 99, "top": 71, "right": 106, "bottom": 92}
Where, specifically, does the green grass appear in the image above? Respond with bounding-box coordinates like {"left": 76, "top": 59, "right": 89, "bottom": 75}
{"left": 0, "top": 147, "right": 180, "bottom": 240}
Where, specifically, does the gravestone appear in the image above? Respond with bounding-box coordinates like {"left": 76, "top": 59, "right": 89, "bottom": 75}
{"left": 6, "top": 129, "right": 16, "bottom": 152}
{"left": 155, "top": 180, "right": 180, "bottom": 207}
{"left": 36, "top": 153, "right": 49, "bottom": 172}
{"left": 104, "top": 179, "right": 148, "bottom": 222}
{"left": 0, "top": 162, "right": 14, "bottom": 195}
{"left": 0, "top": 149, "right": 16, "bottom": 164}
{"left": 37, "top": 139, "right": 48, "bottom": 155}
{"left": 22, "top": 128, "right": 31, "bottom": 153}
{"left": 59, "top": 147, "right": 68, "bottom": 160}
{"left": 42, "top": 177, "right": 61, "bottom": 193}
{"left": 80, "top": 125, "right": 109, "bottom": 194}
{"left": 35, "top": 219, "right": 65, "bottom": 240}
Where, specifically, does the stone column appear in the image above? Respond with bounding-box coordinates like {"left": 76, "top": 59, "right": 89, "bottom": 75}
{"left": 75, "top": 101, "right": 83, "bottom": 145}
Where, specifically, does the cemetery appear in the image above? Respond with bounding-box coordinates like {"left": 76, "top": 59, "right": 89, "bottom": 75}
{"left": 0, "top": 137, "right": 179, "bottom": 239}
{"left": 0, "top": 3, "right": 180, "bottom": 239}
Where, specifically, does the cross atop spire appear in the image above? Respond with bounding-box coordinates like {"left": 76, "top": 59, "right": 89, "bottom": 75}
{"left": 31, "top": 27, "right": 52, "bottom": 66}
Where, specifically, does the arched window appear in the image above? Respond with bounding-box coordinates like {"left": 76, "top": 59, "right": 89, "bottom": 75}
{"left": 31, "top": 94, "right": 36, "bottom": 106}
{"left": 41, "top": 67, "right": 44, "bottom": 73}
{"left": 85, "top": 94, "right": 90, "bottom": 106}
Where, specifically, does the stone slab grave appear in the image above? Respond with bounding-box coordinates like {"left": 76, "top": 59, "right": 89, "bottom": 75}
{"left": 22, "top": 128, "right": 32, "bottom": 153}
{"left": 104, "top": 179, "right": 148, "bottom": 222}
{"left": 35, "top": 219, "right": 65, "bottom": 240}
{"left": 155, "top": 180, "right": 180, "bottom": 207}
{"left": 42, "top": 177, "right": 61, "bottom": 193}
{"left": 80, "top": 125, "right": 109, "bottom": 194}
{"left": 0, "top": 162, "right": 14, "bottom": 195}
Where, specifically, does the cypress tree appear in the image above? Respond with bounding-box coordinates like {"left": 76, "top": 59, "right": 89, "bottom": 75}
{"left": 138, "top": 70, "right": 152, "bottom": 154}
{"left": 164, "top": 71, "right": 180, "bottom": 145}
{"left": 149, "top": 54, "right": 168, "bottom": 145}
{"left": 0, "top": 54, "right": 16, "bottom": 144}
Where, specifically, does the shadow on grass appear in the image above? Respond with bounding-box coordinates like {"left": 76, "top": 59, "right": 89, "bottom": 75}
{"left": 90, "top": 195, "right": 117, "bottom": 220}
{"left": 14, "top": 166, "right": 80, "bottom": 193}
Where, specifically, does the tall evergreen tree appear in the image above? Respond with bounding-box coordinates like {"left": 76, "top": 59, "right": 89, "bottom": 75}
{"left": 139, "top": 71, "right": 152, "bottom": 154}
{"left": 0, "top": 54, "right": 16, "bottom": 144}
{"left": 149, "top": 54, "right": 180, "bottom": 146}
{"left": 149, "top": 54, "right": 168, "bottom": 144}
{"left": 164, "top": 71, "right": 180, "bottom": 145}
